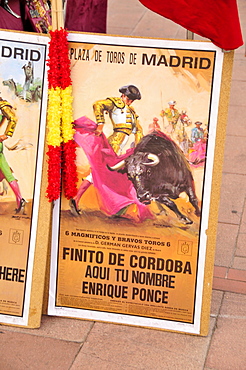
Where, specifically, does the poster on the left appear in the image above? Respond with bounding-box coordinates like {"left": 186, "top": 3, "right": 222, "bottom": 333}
{"left": 0, "top": 30, "right": 49, "bottom": 327}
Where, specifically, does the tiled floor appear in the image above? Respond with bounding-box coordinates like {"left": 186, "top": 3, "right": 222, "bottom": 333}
{"left": 1, "top": 0, "right": 246, "bottom": 369}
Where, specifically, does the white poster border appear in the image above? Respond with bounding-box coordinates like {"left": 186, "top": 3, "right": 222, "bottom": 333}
{"left": 0, "top": 30, "right": 49, "bottom": 327}
{"left": 48, "top": 33, "right": 224, "bottom": 334}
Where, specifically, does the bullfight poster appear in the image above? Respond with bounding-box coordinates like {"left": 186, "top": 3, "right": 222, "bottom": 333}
{"left": 0, "top": 30, "right": 49, "bottom": 327}
{"left": 48, "top": 33, "right": 225, "bottom": 335}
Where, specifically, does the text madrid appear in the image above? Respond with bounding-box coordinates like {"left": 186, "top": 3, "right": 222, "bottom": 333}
{"left": 1, "top": 46, "right": 41, "bottom": 61}
{"left": 69, "top": 47, "right": 211, "bottom": 69}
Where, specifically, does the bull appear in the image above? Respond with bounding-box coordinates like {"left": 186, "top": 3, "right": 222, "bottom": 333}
{"left": 107, "top": 131, "right": 201, "bottom": 224}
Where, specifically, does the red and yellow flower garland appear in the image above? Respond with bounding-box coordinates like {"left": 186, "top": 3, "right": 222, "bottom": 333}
{"left": 46, "top": 28, "right": 78, "bottom": 202}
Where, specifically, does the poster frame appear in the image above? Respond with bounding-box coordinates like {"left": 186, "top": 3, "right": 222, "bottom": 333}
{"left": 47, "top": 32, "right": 233, "bottom": 335}
{"left": 0, "top": 29, "right": 51, "bottom": 328}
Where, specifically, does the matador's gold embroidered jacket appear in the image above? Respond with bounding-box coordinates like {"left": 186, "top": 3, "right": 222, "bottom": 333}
{"left": 0, "top": 99, "right": 17, "bottom": 137}
{"left": 93, "top": 97, "right": 143, "bottom": 153}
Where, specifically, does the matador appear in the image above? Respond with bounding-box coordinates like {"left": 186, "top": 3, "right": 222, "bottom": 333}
{"left": 70, "top": 84, "right": 143, "bottom": 216}
{"left": 0, "top": 97, "right": 25, "bottom": 213}
{"left": 93, "top": 84, "right": 143, "bottom": 154}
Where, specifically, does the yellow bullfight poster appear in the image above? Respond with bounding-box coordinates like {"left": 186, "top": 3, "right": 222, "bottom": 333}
{"left": 48, "top": 33, "right": 226, "bottom": 335}
{"left": 0, "top": 30, "right": 49, "bottom": 327}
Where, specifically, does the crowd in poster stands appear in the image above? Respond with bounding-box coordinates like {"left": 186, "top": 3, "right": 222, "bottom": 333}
{"left": 159, "top": 100, "right": 207, "bottom": 167}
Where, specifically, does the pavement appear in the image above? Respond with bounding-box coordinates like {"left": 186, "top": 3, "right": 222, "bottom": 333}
{"left": 1, "top": 0, "right": 246, "bottom": 369}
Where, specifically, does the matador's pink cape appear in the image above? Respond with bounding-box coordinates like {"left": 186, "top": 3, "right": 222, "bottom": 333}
{"left": 74, "top": 116, "right": 154, "bottom": 222}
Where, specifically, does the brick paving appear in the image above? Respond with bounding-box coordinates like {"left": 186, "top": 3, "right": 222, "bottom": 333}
{"left": 213, "top": 266, "right": 246, "bottom": 294}
{"left": 0, "top": 0, "right": 246, "bottom": 369}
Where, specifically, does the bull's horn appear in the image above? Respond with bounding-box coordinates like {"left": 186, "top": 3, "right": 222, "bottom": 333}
{"left": 143, "top": 153, "right": 159, "bottom": 166}
{"left": 107, "top": 159, "right": 125, "bottom": 171}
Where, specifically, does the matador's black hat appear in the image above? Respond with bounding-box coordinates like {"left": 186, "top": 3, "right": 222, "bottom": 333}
{"left": 119, "top": 85, "right": 141, "bottom": 100}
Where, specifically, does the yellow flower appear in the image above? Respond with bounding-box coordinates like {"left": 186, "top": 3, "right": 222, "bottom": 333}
{"left": 46, "top": 87, "right": 62, "bottom": 147}
{"left": 61, "top": 85, "right": 74, "bottom": 143}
